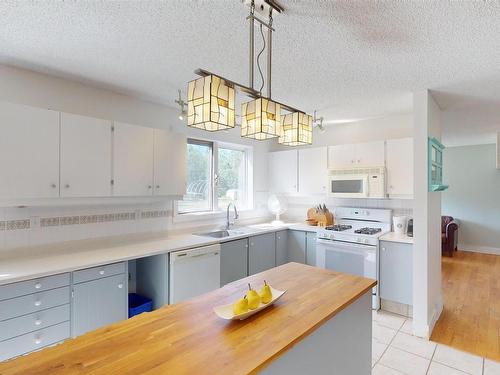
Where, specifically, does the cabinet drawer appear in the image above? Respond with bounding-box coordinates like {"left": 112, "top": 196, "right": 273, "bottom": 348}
{"left": 0, "top": 321, "right": 70, "bottom": 361}
{"left": 0, "top": 286, "right": 70, "bottom": 321}
{"left": 73, "top": 262, "right": 126, "bottom": 284}
{"left": 0, "top": 304, "right": 70, "bottom": 341}
{"left": 0, "top": 273, "right": 70, "bottom": 301}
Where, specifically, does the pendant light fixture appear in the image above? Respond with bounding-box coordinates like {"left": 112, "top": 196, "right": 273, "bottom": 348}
{"left": 241, "top": 2, "right": 281, "bottom": 140}
{"left": 184, "top": 0, "right": 313, "bottom": 145}
{"left": 241, "top": 98, "right": 281, "bottom": 139}
{"left": 279, "top": 111, "right": 313, "bottom": 146}
{"left": 187, "top": 75, "right": 235, "bottom": 131}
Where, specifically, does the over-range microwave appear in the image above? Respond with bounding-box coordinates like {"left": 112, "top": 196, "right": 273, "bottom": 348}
{"left": 328, "top": 167, "right": 386, "bottom": 198}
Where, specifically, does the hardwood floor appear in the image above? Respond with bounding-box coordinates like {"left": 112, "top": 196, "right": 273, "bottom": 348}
{"left": 431, "top": 250, "right": 500, "bottom": 361}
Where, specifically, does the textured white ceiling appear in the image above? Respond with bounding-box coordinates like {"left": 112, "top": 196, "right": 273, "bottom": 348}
{"left": 1, "top": 0, "right": 500, "bottom": 145}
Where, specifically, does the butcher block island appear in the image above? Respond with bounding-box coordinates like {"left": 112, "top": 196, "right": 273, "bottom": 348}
{"left": 0, "top": 263, "right": 376, "bottom": 375}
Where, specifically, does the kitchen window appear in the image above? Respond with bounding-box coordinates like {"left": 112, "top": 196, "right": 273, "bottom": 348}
{"left": 177, "top": 138, "right": 250, "bottom": 214}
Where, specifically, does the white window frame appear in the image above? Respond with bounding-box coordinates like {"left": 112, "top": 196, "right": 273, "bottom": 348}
{"left": 176, "top": 138, "right": 252, "bottom": 216}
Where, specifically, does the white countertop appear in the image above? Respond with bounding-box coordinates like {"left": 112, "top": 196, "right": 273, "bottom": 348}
{"left": 0, "top": 222, "right": 320, "bottom": 285}
{"left": 379, "top": 232, "right": 414, "bottom": 244}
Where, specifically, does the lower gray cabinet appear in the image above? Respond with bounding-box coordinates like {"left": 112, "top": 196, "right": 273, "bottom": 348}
{"left": 0, "top": 273, "right": 70, "bottom": 361}
{"left": 305, "top": 232, "right": 317, "bottom": 266}
{"left": 288, "top": 230, "right": 306, "bottom": 263}
{"left": 275, "top": 230, "right": 288, "bottom": 266}
{"left": 379, "top": 240, "right": 413, "bottom": 305}
{"left": 72, "top": 272, "right": 127, "bottom": 337}
{"left": 248, "top": 233, "right": 276, "bottom": 275}
{"left": 221, "top": 239, "right": 249, "bottom": 286}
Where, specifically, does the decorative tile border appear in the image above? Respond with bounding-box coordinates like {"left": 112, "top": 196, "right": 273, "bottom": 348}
{"left": 1, "top": 210, "right": 168, "bottom": 231}
{"left": 141, "top": 210, "right": 168, "bottom": 219}
{"left": 40, "top": 212, "right": 136, "bottom": 228}
{"left": 5, "top": 219, "right": 30, "bottom": 231}
{"left": 40, "top": 217, "right": 60, "bottom": 227}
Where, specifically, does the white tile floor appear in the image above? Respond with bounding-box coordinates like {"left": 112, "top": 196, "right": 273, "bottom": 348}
{"left": 372, "top": 310, "right": 500, "bottom": 375}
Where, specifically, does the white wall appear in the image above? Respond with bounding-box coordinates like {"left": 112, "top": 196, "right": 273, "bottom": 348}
{"left": 412, "top": 90, "right": 443, "bottom": 338}
{"left": 0, "top": 65, "right": 271, "bottom": 248}
{"left": 269, "top": 113, "right": 413, "bottom": 151}
{"left": 442, "top": 144, "right": 500, "bottom": 255}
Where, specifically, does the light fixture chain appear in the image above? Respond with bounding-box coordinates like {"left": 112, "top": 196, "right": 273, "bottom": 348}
{"left": 257, "top": 24, "right": 266, "bottom": 95}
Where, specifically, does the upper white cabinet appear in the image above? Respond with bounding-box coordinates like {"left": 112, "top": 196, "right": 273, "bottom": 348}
{"left": 355, "top": 141, "right": 385, "bottom": 167}
{"left": 327, "top": 144, "right": 355, "bottom": 169}
{"left": 113, "top": 122, "right": 155, "bottom": 197}
{"left": 298, "top": 147, "right": 327, "bottom": 195}
{"left": 0, "top": 102, "right": 60, "bottom": 199}
{"left": 153, "top": 129, "right": 186, "bottom": 196}
{"left": 269, "top": 150, "right": 298, "bottom": 194}
{"left": 328, "top": 141, "right": 385, "bottom": 169}
{"left": 60, "top": 113, "right": 112, "bottom": 197}
{"left": 386, "top": 137, "right": 413, "bottom": 197}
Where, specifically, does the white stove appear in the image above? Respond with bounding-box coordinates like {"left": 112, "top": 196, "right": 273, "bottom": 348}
{"left": 316, "top": 207, "right": 392, "bottom": 309}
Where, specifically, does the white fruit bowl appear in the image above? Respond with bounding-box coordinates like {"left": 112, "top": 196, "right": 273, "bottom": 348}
{"left": 213, "top": 287, "right": 287, "bottom": 320}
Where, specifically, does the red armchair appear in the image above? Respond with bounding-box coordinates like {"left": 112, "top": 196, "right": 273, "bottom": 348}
{"left": 442, "top": 216, "right": 459, "bottom": 257}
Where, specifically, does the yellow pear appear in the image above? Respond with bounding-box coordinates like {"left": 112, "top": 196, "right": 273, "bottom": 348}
{"left": 232, "top": 295, "right": 248, "bottom": 315}
{"left": 259, "top": 280, "right": 273, "bottom": 304}
{"left": 246, "top": 283, "right": 261, "bottom": 310}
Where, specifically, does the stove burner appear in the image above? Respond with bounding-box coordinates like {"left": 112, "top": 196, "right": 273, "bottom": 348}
{"left": 354, "top": 227, "right": 382, "bottom": 235}
{"left": 325, "top": 225, "right": 353, "bottom": 232}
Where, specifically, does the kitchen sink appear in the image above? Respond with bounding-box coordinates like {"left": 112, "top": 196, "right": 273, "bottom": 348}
{"left": 195, "top": 228, "right": 250, "bottom": 238}
{"left": 197, "top": 230, "right": 231, "bottom": 238}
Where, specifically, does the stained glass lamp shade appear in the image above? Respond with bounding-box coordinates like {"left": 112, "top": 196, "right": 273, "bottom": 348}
{"left": 187, "top": 75, "right": 235, "bottom": 131}
{"left": 278, "top": 112, "right": 313, "bottom": 146}
{"left": 241, "top": 98, "right": 281, "bottom": 140}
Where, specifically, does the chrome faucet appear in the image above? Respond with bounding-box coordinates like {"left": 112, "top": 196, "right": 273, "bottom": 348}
{"left": 226, "top": 202, "right": 239, "bottom": 230}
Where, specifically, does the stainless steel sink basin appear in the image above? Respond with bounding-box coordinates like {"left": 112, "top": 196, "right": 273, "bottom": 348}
{"left": 195, "top": 228, "right": 250, "bottom": 238}
{"left": 197, "top": 230, "right": 231, "bottom": 238}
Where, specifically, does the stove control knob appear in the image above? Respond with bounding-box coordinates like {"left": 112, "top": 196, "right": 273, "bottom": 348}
{"left": 364, "top": 239, "right": 370, "bottom": 244}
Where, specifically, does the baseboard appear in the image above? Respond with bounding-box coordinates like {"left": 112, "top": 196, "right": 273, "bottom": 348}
{"left": 412, "top": 300, "right": 443, "bottom": 339}
{"left": 459, "top": 244, "right": 500, "bottom": 256}
{"left": 429, "top": 300, "right": 443, "bottom": 336}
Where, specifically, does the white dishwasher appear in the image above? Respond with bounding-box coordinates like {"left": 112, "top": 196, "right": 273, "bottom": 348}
{"left": 169, "top": 244, "right": 221, "bottom": 304}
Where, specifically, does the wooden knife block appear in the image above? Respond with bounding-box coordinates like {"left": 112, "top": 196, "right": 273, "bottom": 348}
{"left": 307, "top": 208, "right": 334, "bottom": 227}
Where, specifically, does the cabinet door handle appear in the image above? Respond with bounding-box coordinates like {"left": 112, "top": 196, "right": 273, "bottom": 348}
{"left": 250, "top": 243, "right": 254, "bottom": 247}
{"left": 118, "top": 283, "right": 123, "bottom": 289}
{"left": 99, "top": 270, "right": 105, "bottom": 275}
{"left": 65, "top": 184, "right": 70, "bottom": 189}
{"left": 156, "top": 185, "right": 160, "bottom": 189}
{"left": 34, "top": 338, "right": 42, "bottom": 345}
{"left": 148, "top": 185, "right": 152, "bottom": 189}
{"left": 382, "top": 247, "right": 386, "bottom": 251}
{"left": 34, "top": 319, "right": 42, "bottom": 326}
{"left": 34, "top": 282, "right": 42, "bottom": 289}
{"left": 50, "top": 184, "right": 57, "bottom": 189}
{"left": 34, "top": 300, "right": 42, "bottom": 307}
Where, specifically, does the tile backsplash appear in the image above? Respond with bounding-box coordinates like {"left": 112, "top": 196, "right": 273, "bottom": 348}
{"left": 282, "top": 197, "right": 414, "bottom": 223}
{"left": 0, "top": 203, "right": 171, "bottom": 249}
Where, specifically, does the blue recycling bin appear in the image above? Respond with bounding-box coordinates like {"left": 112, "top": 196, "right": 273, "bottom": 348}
{"left": 128, "top": 293, "right": 153, "bottom": 318}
